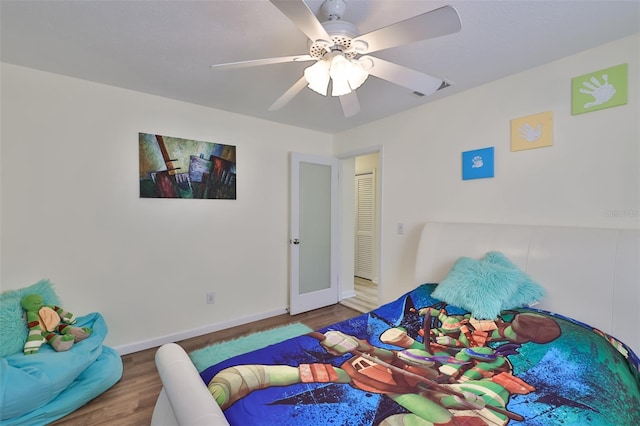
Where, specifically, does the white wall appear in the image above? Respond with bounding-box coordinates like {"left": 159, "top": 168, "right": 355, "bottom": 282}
{"left": 2, "top": 34, "right": 638, "bottom": 354}
{"left": 334, "top": 34, "right": 640, "bottom": 304}
{"left": 0, "top": 63, "right": 333, "bottom": 352}
{"left": 339, "top": 157, "right": 356, "bottom": 300}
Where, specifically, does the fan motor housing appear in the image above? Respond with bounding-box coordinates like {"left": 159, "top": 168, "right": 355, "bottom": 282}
{"left": 309, "top": 20, "right": 359, "bottom": 58}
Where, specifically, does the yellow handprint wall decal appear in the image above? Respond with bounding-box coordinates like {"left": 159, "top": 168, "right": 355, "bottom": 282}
{"left": 572, "top": 64, "right": 627, "bottom": 115}
{"left": 510, "top": 111, "right": 553, "bottom": 152}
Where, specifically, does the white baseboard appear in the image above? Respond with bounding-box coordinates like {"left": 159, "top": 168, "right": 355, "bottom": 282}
{"left": 114, "top": 307, "right": 289, "bottom": 355}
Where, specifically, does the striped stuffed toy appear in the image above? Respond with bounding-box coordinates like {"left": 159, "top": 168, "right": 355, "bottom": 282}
{"left": 20, "top": 294, "right": 92, "bottom": 355}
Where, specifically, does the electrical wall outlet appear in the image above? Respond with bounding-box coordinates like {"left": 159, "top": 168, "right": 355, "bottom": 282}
{"left": 206, "top": 292, "right": 216, "bottom": 304}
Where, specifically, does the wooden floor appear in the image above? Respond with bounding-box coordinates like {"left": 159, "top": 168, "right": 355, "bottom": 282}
{"left": 340, "top": 277, "right": 378, "bottom": 313}
{"left": 51, "top": 303, "right": 360, "bottom": 426}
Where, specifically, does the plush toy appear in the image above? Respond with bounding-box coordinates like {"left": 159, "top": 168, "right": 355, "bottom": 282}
{"left": 21, "top": 294, "right": 92, "bottom": 355}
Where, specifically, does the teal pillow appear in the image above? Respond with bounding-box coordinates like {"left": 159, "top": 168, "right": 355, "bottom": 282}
{"left": 482, "top": 251, "right": 546, "bottom": 309}
{"left": 432, "top": 252, "right": 546, "bottom": 319}
{"left": 0, "top": 279, "right": 61, "bottom": 358}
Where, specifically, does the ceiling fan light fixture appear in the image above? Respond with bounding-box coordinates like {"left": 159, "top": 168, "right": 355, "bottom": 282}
{"left": 327, "top": 53, "right": 369, "bottom": 96}
{"left": 306, "top": 52, "right": 368, "bottom": 97}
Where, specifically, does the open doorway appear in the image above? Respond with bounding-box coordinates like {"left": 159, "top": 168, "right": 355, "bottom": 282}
{"left": 340, "top": 152, "right": 380, "bottom": 313}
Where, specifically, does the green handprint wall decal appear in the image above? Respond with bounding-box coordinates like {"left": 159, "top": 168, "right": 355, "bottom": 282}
{"left": 572, "top": 64, "right": 627, "bottom": 115}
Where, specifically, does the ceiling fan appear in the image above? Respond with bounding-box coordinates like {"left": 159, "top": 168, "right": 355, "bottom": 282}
{"left": 210, "top": 0, "right": 462, "bottom": 118}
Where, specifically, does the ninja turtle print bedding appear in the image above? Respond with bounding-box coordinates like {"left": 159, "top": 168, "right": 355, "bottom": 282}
{"left": 199, "top": 284, "right": 640, "bottom": 426}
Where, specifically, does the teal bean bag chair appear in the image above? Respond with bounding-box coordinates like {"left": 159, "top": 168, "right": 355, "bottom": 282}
{"left": 0, "top": 280, "right": 123, "bottom": 425}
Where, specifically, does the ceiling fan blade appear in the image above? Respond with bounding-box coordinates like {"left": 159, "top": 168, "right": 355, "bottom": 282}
{"left": 354, "top": 5, "right": 461, "bottom": 54}
{"left": 210, "top": 55, "right": 314, "bottom": 70}
{"left": 339, "top": 91, "right": 360, "bottom": 118}
{"left": 269, "top": 76, "right": 308, "bottom": 111}
{"left": 364, "top": 56, "right": 446, "bottom": 96}
{"left": 269, "top": 0, "right": 332, "bottom": 42}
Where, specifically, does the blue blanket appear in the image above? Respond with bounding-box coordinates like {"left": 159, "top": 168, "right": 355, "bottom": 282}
{"left": 201, "top": 284, "right": 640, "bottom": 426}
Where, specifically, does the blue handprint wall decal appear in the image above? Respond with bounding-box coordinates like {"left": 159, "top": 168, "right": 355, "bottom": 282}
{"left": 572, "top": 64, "right": 627, "bottom": 115}
{"left": 462, "top": 147, "right": 494, "bottom": 180}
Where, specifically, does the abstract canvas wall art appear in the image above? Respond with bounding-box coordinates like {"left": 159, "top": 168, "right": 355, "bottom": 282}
{"left": 139, "top": 133, "right": 236, "bottom": 199}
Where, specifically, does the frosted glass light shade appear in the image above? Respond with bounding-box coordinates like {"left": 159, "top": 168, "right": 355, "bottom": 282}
{"left": 331, "top": 76, "right": 352, "bottom": 96}
{"left": 329, "top": 55, "right": 350, "bottom": 96}
{"left": 304, "top": 60, "right": 330, "bottom": 96}
{"left": 347, "top": 63, "right": 368, "bottom": 90}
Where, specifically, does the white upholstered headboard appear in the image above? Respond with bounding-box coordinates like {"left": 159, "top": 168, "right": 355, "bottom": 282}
{"left": 415, "top": 222, "right": 639, "bottom": 355}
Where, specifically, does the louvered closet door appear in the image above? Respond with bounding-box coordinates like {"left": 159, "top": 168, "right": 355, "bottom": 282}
{"left": 355, "top": 172, "right": 374, "bottom": 280}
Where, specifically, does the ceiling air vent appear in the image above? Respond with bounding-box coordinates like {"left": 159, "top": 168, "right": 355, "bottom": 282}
{"left": 412, "top": 81, "right": 450, "bottom": 97}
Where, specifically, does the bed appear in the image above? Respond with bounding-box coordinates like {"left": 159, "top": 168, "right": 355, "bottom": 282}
{"left": 152, "top": 222, "right": 639, "bottom": 425}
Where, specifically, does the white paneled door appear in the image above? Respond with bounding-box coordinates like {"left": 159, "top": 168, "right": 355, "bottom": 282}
{"left": 355, "top": 172, "right": 375, "bottom": 280}
{"left": 289, "top": 153, "right": 339, "bottom": 315}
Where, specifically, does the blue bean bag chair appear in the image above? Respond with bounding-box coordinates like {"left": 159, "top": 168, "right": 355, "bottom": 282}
{"left": 0, "top": 280, "right": 123, "bottom": 425}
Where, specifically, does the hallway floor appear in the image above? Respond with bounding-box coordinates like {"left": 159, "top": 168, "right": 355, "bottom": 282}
{"left": 340, "top": 277, "right": 378, "bottom": 313}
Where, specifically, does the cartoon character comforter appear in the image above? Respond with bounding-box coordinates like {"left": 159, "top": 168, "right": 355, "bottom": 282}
{"left": 200, "top": 284, "right": 640, "bottom": 425}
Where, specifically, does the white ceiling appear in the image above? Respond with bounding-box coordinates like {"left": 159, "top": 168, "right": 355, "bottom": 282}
{"left": 1, "top": 0, "right": 638, "bottom": 134}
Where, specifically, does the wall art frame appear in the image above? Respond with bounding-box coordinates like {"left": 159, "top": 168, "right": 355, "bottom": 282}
{"left": 462, "top": 147, "right": 494, "bottom": 180}
{"left": 510, "top": 111, "right": 553, "bottom": 151}
{"left": 571, "top": 63, "right": 627, "bottom": 115}
{"left": 139, "top": 132, "right": 236, "bottom": 199}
